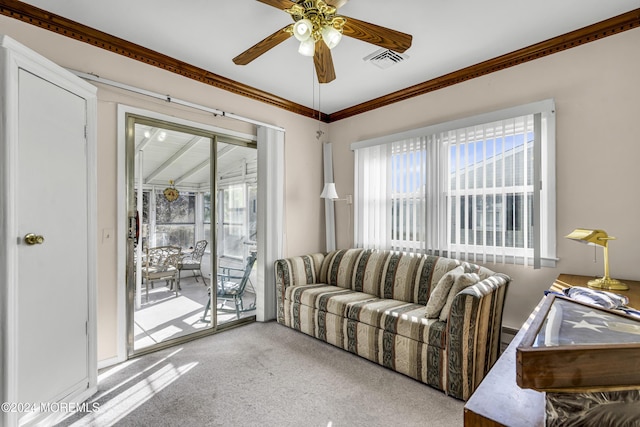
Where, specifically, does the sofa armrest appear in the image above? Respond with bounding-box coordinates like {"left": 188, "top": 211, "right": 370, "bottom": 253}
{"left": 445, "top": 273, "right": 510, "bottom": 400}
{"left": 274, "top": 253, "right": 326, "bottom": 323}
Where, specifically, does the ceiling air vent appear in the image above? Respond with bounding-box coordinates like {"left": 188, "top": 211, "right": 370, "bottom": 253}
{"left": 363, "top": 48, "right": 409, "bottom": 69}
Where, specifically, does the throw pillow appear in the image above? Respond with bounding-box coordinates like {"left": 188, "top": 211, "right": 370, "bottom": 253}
{"left": 439, "top": 272, "right": 480, "bottom": 322}
{"left": 461, "top": 262, "right": 495, "bottom": 281}
{"left": 425, "top": 265, "right": 465, "bottom": 318}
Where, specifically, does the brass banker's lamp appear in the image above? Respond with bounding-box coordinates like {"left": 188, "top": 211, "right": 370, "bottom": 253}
{"left": 565, "top": 228, "right": 628, "bottom": 290}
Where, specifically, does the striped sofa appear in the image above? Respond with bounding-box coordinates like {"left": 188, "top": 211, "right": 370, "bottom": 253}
{"left": 274, "top": 248, "right": 510, "bottom": 400}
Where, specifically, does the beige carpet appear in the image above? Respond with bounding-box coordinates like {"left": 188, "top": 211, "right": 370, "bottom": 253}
{"left": 57, "top": 321, "right": 464, "bottom": 427}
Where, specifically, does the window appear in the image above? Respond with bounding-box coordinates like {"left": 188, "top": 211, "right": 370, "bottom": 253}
{"left": 136, "top": 190, "right": 196, "bottom": 248}
{"left": 203, "top": 191, "right": 212, "bottom": 253}
{"left": 155, "top": 191, "right": 196, "bottom": 247}
{"left": 353, "top": 100, "right": 556, "bottom": 268}
{"left": 221, "top": 184, "right": 245, "bottom": 258}
{"left": 217, "top": 183, "right": 257, "bottom": 259}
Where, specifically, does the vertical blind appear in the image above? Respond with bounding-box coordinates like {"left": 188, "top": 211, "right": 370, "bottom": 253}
{"left": 354, "top": 143, "right": 391, "bottom": 250}
{"left": 385, "top": 135, "right": 447, "bottom": 254}
{"left": 446, "top": 115, "right": 539, "bottom": 266}
{"left": 353, "top": 100, "right": 555, "bottom": 267}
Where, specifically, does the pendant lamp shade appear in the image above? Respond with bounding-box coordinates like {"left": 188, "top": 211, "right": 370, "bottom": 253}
{"left": 298, "top": 38, "right": 316, "bottom": 56}
{"left": 293, "top": 19, "right": 313, "bottom": 41}
{"left": 321, "top": 25, "right": 342, "bottom": 49}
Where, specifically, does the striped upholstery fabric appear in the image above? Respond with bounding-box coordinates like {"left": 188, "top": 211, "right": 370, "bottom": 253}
{"left": 274, "top": 249, "right": 510, "bottom": 400}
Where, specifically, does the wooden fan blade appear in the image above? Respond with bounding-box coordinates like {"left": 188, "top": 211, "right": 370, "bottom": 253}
{"left": 233, "top": 25, "right": 293, "bottom": 65}
{"left": 326, "top": 0, "right": 349, "bottom": 8}
{"left": 342, "top": 16, "right": 412, "bottom": 53}
{"left": 314, "top": 41, "right": 336, "bottom": 83}
{"left": 256, "top": 0, "right": 295, "bottom": 10}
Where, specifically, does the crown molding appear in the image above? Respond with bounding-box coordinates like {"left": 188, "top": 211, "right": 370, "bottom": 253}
{"left": 0, "top": 0, "right": 325, "bottom": 121}
{"left": 1, "top": 1, "right": 638, "bottom": 124}
{"left": 328, "top": 8, "right": 640, "bottom": 122}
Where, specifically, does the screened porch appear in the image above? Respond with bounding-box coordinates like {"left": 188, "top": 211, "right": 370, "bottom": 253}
{"left": 129, "top": 118, "right": 258, "bottom": 352}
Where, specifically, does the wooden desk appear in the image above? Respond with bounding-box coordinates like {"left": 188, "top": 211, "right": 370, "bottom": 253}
{"left": 463, "top": 274, "right": 640, "bottom": 427}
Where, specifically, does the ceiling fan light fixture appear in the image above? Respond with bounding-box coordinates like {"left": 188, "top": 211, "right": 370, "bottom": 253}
{"left": 293, "top": 18, "right": 313, "bottom": 42}
{"left": 321, "top": 25, "right": 342, "bottom": 49}
{"left": 234, "top": 0, "right": 413, "bottom": 84}
{"left": 298, "top": 38, "right": 316, "bottom": 56}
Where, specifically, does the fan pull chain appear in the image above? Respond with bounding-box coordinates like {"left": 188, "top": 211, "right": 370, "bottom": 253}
{"left": 315, "top": 63, "right": 324, "bottom": 140}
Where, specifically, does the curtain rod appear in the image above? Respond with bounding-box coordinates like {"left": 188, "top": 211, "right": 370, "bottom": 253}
{"left": 67, "top": 69, "right": 286, "bottom": 132}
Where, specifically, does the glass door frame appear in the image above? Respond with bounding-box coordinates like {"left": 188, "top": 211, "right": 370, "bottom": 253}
{"left": 124, "top": 112, "right": 256, "bottom": 358}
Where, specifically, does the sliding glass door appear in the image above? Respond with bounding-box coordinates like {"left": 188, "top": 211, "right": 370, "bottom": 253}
{"left": 213, "top": 143, "right": 258, "bottom": 325}
{"left": 125, "top": 113, "right": 257, "bottom": 356}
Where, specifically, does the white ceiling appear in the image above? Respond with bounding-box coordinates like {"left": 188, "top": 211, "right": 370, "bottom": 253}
{"left": 134, "top": 124, "right": 257, "bottom": 189}
{"left": 19, "top": 0, "right": 640, "bottom": 114}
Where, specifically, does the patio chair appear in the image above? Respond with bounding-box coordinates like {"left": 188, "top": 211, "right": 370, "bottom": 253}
{"left": 201, "top": 251, "right": 257, "bottom": 321}
{"left": 140, "top": 245, "right": 182, "bottom": 301}
{"left": 178, "top": 240, "right": 208, "bottom": 284}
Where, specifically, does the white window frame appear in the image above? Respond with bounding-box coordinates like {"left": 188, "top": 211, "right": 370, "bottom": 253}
{"left": 352, "top": 99, "right": 557, "bottom": 268}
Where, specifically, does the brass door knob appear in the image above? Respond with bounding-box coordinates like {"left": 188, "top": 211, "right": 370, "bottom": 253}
{"left": 24, "top": 233, "right": 45, "bottom": 245}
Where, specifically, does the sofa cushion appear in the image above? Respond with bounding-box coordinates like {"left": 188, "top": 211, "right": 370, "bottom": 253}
{"left": 438, "top": 272, "right": 481, "bottom": 322}
{"left": 320, "top": 248, "right": 465, "bottom": 305}
{"left": 347, "top": 299, "right": 445, "bottom": 346}
{"left": 322, "top": 248, "right": 365, "bottom": 289}
{"left": 285, "top": 283, "right": 376, "bottom": 311}
{"left": 285, "top": 283, "right": 444, "bottom": 345}
{"left": 355, "top": 249, "right": 391, "bottom": 296}
{"left": 374, "top": 252, "right": 461, "bottom": 304}
{"left": 425, "top": 265, "right": 465, "bottom": 318}
{"left": 379, "top": 253, "right": 432, "bottom": 302}
{"left": 462, "top": 262, "right": 495, "bottom": 281}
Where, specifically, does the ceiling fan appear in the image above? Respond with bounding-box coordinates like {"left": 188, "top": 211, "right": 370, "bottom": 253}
{"left": 233, "top": 0, "right": 413, "bottom": 83}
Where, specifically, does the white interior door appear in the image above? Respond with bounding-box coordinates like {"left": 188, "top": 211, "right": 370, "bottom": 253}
{"left": 17, "top": 69, "right": 89, "bottom": 405}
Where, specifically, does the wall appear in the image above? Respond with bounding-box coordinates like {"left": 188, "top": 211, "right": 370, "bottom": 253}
{"left": 0, "top": 16, "right": 327, "bottom": 362}
{"left": 3, "top": 13, "right": 640, "bottom": 358}
{"left": 328, "top": 27, "right": 640, "bottom": 330}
